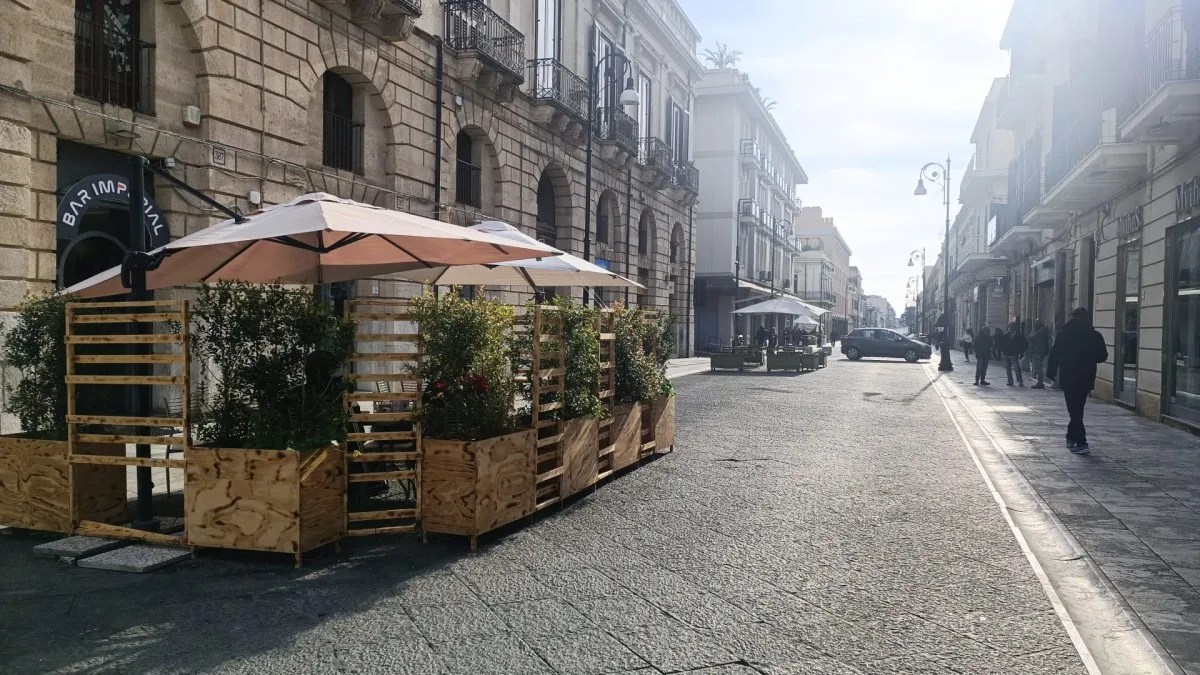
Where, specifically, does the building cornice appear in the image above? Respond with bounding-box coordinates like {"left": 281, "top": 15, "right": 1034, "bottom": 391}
{"left": 695, "top": 69, "right": 807, "bottom": 183}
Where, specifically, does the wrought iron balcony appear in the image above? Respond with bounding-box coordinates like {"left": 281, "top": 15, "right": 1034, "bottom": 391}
{"left": 739, "top": 139, "right": 760, "bottom": 166}
{"left": 527, "top": 58, "right": 588, "bottom": 121}
{"left": 1122, "top": 6, "right": 1200, "bottom": 141}
{"left": 594, "top": 106, "right": 638, "bottom": 156}
{"left": 1007, "top": 132, "right": 1043, "bottom": 224}
{"left": 1044, "top": 117, "right": 1100, "bottom": 193}
{"left": 74, "top": 13, "right": 156, "bottom": 114}
{"left": 389, "top": 0, "right": 421, "bottom": 14}
{"left": 797, "top": 290, "right": 836, "bottom": 306}
{"left": 738, "top": 198, "right": 761, "bottom": 223}
{"left": 444, "top": 0, "right": 526, "bottom": 84}
{"left": 639, "top": 137, "right": 674, "bottom": 189}
{"left": 674, "top": 161, "right": 700, "bottom": 195}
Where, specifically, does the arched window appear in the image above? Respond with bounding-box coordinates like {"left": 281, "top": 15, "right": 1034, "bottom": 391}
{"left": 638, "top": 210, "right": 652, "bottom": 255}
{"left": 536, "top": 173, "right": 556, "bottom": 246}
{"left": 670, "top": 223, "right": 684, "bottom": 264}
{"left": 456, "top": 130, "right": 482, "bottom": 208}
{"left": 322, "top": 72, "right": 363, "bottom": 174}
{"left": 596, "top": 192, "right": 616, "bottom": 246}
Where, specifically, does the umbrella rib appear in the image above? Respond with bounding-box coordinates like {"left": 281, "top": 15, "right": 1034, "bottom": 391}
{"left": 199, "top": 242, "right": 254, "bottom": 282}
{"left": 517, "top": 268, "right": 539, "bottom": 291}
{"left": 380, "top": 237, "right": 436, "bottom": 269}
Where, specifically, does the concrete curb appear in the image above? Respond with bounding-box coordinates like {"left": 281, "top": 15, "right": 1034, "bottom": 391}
{"left": 926, "top": 365, "right": 1181, "bottom": 675}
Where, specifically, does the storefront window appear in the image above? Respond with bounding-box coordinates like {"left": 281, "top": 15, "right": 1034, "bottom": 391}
{"left": 1168, "top": 224, "right": 1200, "bottom": 422}
{"left": 1116, "top": 241, "right": 1140, "bottom": 405}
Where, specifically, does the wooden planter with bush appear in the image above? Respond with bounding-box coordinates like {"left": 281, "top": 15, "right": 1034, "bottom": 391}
{"left": 411, "top": 292, "right": 536, "bottom": 548}
{"left": 609, "top": 304, "right": 675, "bottom": 471}
{"left": 0, "top": 294, "right": 126, "bottom": 533}
{"left": 184, "top": 283, "right": 353, "bottom": 565}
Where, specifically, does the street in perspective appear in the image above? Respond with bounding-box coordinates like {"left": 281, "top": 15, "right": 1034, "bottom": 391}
{"left": 2, "top": 0, "right": 1200, "bottom": 674}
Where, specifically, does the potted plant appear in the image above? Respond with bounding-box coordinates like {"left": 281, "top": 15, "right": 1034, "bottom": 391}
{"left": 413, "top": 290, "right": 534, "bottom": 549}
{"left": 185, "top": 283, "right": 353, "bottom": 565}
{"left": 610, "top": 303, "right": 657, "bottom": 471}
{"left": 646, "top": 311, "right": 677, "bottom": 453}
{"left": 0, "top": 293, "right": 124, "bottom": 532}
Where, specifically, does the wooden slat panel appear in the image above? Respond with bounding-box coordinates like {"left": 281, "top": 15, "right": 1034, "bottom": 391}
{"left": 70, "top": 454, "right": 186, "bottom": 468}
{"left": 350, "top": 373, "right": 419, "bottom": 382}
{"left": 347, "top": 353, "right": 418, "bottom": 362}
{"left": 596, "top": 469, "right": 614, "bottom": 481}
{"left": 67, "top": 334, "right": 183, "bottom": 345}
{"left": 536, "top": 434, "right": 564, "bottom": 448}
{"left": 598, "top": 444, "right": 616, "bottom": 457}
{"left": 535, "top": 497, "right": 560, "bottom": 510}
{"left": 74, "top": 434, "right": 186, "bottom": 446}
{"left": 537, "top": 402, "right": 563, "bottom": 413}
{"left": 349, "top": 451, "right": 420, "bottom": 463}
{"left": 349, "top": 391, "right": 419, "bottom": 402}
{"left": 599, "top": 333, "right": 616, "bottom": 340}
{"left": 348, "top": 470, "right": 416, "bottom": 483}
{"left": 641, "top": 442, "right": 657, "bottom": 451}
{"left": 346, "top": 525, "right": 418, "bottom": 536}
{"left": 349, "top": 312, "right": 414, "bottom": 321}
{"left": 537, "top": 467, "right": 565, "bottom": 482}
{"left": 73, "top": 354, "right": 183, "bottom": 365}
{"left": 68, "top": 415, "right": 183, "bottom": 427}
{"left": 73, "top": 300, "right": 184, "bottom": 310}
{"left": 76, "top": 520, "right": 187, "bottom": 545}
{"left": 347, "top": 508, "right": 417, "bottom": 522}
{"left": 67, "top": 375, "right": 182, "bottom": 386}
{"left": 355, "top": 332, "right": 421, "bottom": 341}
{"left": 349, "top": 412, "right": 413, "bottom": 422}
{"left": 346, "top": 431, "right": 416, "bottom": 442}
{"left": 72, "top": 312, "right": 179, "bottom": 324}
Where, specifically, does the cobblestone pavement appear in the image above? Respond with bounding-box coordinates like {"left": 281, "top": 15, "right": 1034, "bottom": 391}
{"left": 936, "top": 351, "right": 1200, "bottom": 674}
{"left": 0, "top": 359, "right": 1088, "bottom": 674}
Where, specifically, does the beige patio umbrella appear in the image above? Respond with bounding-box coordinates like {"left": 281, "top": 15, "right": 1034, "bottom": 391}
{"left": 62, "top": 193, "right": 562, "bottom": 298}
{"left": 398, "top": 221, "right": 644, "bottom": 289}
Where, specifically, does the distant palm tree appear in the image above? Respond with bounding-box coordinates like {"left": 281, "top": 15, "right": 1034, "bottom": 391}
{"left": 702, "top": 42, "right": 742, "bottom": 69}
{"left": 761, "top": 98, "right": 778, "bottom": 112}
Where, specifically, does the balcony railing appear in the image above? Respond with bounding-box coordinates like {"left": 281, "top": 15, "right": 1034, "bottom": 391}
{"left": 527, "top": 58, "right": 588, "bottom": 120}
{"left": 1044, "top": 116, "right": 1100, "bottom": 194}
{"left": 797, "top": 290, "right": 836, "bottom": 305}
{"left": 738, "top": 198, "right": 760, "bottom": 221}
{"left": 1126, "top": 6, "right": 1200, "bottom": 121}
{"left": 444, "top": 0, "right": 526, "bottom": 82}
{"left": 739, "top": 138, "right": 760, "bottom": 165}
{"left": 74, "top": 13, "right": 156, "bottom": 114}
{"left": 322, "top": 110, "right": 365, "bottom": 174}
{"left": 594, "top": 106, "right": 638, "bottom": 155}
{"left": 455, "top": 160, "right": 482, "bottom": 208}
{"left": 639, "top": 137, "right": 673, "bottom": 169}
{"left": 989, "top": 201, "right": 1016, "bottom": 245}
{"left": 674, "top": 161, "right": 700, "bottom": 193}
{"left": 1007, "top": 132, "right": 1043, "bottom": 223}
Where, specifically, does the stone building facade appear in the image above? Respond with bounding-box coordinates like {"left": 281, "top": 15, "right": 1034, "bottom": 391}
{"left": 0, "top": 0, "right": 701, "bottom": 357}
{"left": 969, "top": 0, "right": 1200, "bottom": 429}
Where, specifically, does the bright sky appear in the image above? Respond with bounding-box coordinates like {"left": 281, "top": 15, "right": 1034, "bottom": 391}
{"left": 680, "top": 0, "right": 1012, "bottom": 313}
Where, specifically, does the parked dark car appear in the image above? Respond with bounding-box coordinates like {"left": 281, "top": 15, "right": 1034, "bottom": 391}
{"left": 841, "top": 328, "right": 933, "bottom": 363}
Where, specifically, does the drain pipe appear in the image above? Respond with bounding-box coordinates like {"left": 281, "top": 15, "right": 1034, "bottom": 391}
{"left": 687, "top": 204, "right": 695, "bottom": 356}
{"left": 625, "top": 167, "right": 633, "bottom": 305}
{"left": 432, "top": 38, "right": 445, "bottom": 212}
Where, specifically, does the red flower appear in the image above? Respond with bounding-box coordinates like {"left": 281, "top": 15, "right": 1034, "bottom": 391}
{"left": 434, "top": 380, "right": 447, "bottom": 390}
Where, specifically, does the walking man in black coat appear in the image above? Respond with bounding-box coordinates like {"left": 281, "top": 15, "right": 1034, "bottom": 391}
{"left": 1046, "top": 307, "right": 1109, "bottom": 454}
{"left": 973, "top": 325, "right": 993, "bottom": 386}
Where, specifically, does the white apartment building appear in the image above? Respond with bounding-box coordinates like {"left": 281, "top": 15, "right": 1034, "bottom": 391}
{"left": 950, "top": 78, "right": 1014, "bottom": 336}
{"left": 862, "top": 295, "right": 898, "bottom": 329}
{"left": 794, "top": 206, "right": 854, "bottom": 337}
{"left": 691, "top": 68, "right": 807, "bottom": 349}
{"left": 981, "top": 0, "right": 1200, "bottom": 427}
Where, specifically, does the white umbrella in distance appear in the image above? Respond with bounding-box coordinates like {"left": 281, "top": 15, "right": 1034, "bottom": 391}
{"left": 792, "top": 314, "right": 820, "bottom": 329}
{"left": 63, "top": 193, "right": 562, "bottom": 298}
{"left": 732, "top": 295, "right": 828, "bottom": 317}
{"left": 397, "top": 221, "right": 643, "bottom": 289}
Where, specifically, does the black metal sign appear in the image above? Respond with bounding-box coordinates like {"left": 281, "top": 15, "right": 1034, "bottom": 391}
{"left": 56, "top": 174, "right": 168, "bottom": 249}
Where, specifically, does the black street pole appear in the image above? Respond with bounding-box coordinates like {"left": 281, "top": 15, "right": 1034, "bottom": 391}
{"left": 583, "top": 32, "right": 595, "bottom": 308}
{"left": 128, "top": 155, "right": 157, "bottom": 530}
{"left": 939, "top": 156, "right": 953, "bottom": 372}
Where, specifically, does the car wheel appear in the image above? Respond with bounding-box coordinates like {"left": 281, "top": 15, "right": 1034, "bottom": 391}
{"left": 846, "top": 346, "right": 861, "bottom": 360}
{"left": 905, "top": 349, "right": 919, "bottom": 363}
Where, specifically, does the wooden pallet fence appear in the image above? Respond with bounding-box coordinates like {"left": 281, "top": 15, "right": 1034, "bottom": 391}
{"left": 343, "top": 299, "right": 422, "bottom": 538}
{"left": 596, "top": 309, "right": 618, "bottom": 480}
{"left": 0, "top": 437, "right": 125, "bottom": 533}
{"left": 64, "top": 300, "right": 191, "bottom": 544}
{"left": 184, "top": 445, "right": 345, "bottom": 567}
{"left": 650, "top": 396, "right": 676, "bottom": 453}
{"left": 529, "top": 305, "right": 566, "bottom": 512}
{"left": 610, "top": 402, "right": 642, "bottom": 472}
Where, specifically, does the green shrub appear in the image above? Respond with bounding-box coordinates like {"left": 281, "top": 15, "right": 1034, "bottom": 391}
{"left": 648, "top": 310, "right": 676, "bottom": 399}
{"left": 1, "top": 293, "right": 71, "bottom": 440}
{"left": 559, "top": 298, "right": 607, "bottom": 419}
{"left": 411, "top": 290, "right": 517, "bottom": 441}
{"left": 191, "top": 282, "right": 355, "bottom": 452}
{"left": 613, "top": 303, "right": 658, "bottom": 405}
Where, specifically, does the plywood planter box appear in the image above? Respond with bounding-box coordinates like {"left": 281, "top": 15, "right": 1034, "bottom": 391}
{"left": 561, "top": 417, "right": 599, "bottom": 497}
{"left": 0, "top": 436, "right": 126, "bottom": 533}
{"left": 610, "top": 403, "right": 642, "bottom": 472}
{"left": 650, "top": 396, "right": 676, "bottom": 452}
{"left": 421, "top": 429, "right": 537, "bottom": 549}
{"left": 184, "top": 445, "right": 346, "bottom": 566}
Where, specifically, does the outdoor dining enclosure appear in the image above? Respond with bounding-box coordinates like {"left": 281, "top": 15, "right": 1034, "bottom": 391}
{"left": 0, "top": 194, "right": 677, "bottom": 563}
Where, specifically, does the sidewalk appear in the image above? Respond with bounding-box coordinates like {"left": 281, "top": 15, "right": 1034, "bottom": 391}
{"left": 665, "top": 356, "right": 710, "bottom": 380}
{"left": 935, "top": 350, "right": 1200, "bottom": 674}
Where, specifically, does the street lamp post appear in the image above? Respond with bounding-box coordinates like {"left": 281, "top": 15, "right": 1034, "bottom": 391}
{"left": 914, "top": 157, "right": 954, "bottom": 372}
{"left": 583, "top": 44, "right": 640, "bottom": 307}
{"left": 907, "top": 248, "right": 924, "bottom": 335}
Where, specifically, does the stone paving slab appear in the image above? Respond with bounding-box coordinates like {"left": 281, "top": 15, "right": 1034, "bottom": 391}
{"left": 75, "top": 544, "right": 191, "bottom": 573}
{"left": 942, "top": 352, "right": 1200, "bottom": 674}
{"left": 32, "top": 536, "right": 126, "bottom": 561}
{"left": 0, "top": 361, "right": 1090, "bottom": 673}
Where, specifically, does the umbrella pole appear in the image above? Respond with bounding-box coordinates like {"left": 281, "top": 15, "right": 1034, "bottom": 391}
{"left": 128, "top": 156, "right": 158, "bottom": 531}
